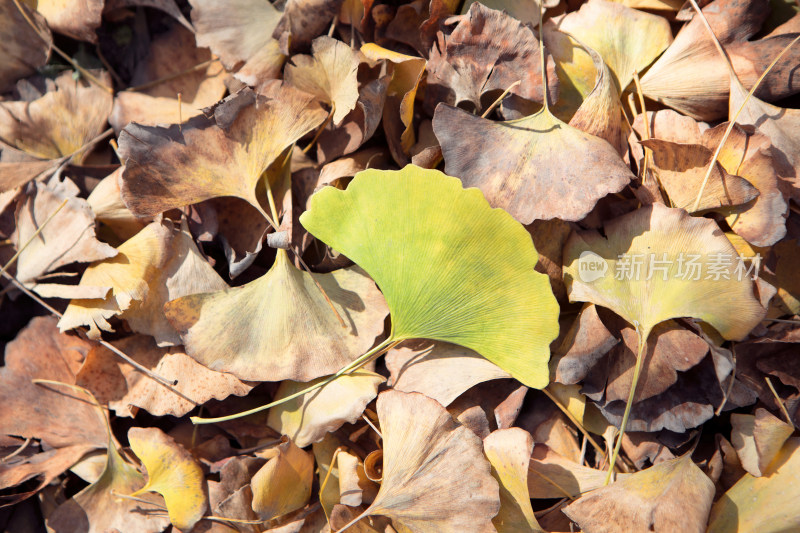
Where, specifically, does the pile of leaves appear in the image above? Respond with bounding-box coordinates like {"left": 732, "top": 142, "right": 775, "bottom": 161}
{"left": 1, "top": 0, "right": 800, "bottom": 531}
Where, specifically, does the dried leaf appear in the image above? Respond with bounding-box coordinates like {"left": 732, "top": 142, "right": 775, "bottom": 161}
{"left": 251, "top": 438, "right": 315, "bottom": 521}
{"left": 563, "top": 454, "right": 715, "bottom": 533}
{"left": 267, "top": 371, "right": 385, "bottom": 447}
{"left": 730, "top": 407, "right": 794, "bottom": 477}
{"left": 0, "top": 0, "right": 51, "bottom": 92}
{"left": 34, "top": 0, "right": 103, "bottom": 42}
{"left": 165, "top": 250, "right": 388, "bottom": 382}
{"left": 129, "top": 427, "right": 208, "bottom": 531}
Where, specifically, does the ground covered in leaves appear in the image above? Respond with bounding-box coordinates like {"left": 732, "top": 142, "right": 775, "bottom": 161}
{"left": 1, "top": 0, "right": 800, "bottom": 531}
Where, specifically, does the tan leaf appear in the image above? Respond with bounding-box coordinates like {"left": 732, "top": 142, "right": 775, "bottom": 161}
{"left": 58, "top": 222, "right": 171, "bottom": 338}
{"left": 345, "top": 390, "right": 500, "bottom": 532}
{"left": 251, "top": 437, "right": 315, "bottom": 521}
{"left": 34, "top": 0, "right": 103, "bottom": 42}
{"left": 110, "top": 25, "right": 227, "bottom": 132}
{"left": 528, "top": 445, "right": 616, "bottom": 499}
{"left": 424, "top": 3, "right": 558, "bottom": 115}
{"left": 0, "top": 70, "right": 112, "bottom": 163}
{"left": 118, "top": 84, "right": 326, "bottom": 218}
{"left": 285, "top": 36, "right": 360, "bottom": 125}
{"left": 267, "top": 371, "right": 385, "bottom": 448}
{"left": 129, "top": 427, "right": 208, "bottom": 532}
{"left": 0, "top": 0, "right": 51, "bottom": 91}
{"left": 730, "top": 407, "right": 794, "bottom": 477}
{"left": 483, "top": 428, "right": 544, "bottom": 533}
{"left": 563, "top": 454, "right": 715, "bottom": 533}
{"left": 385, "top": 340, "right": 510, "bottom": 406}
{"left": 165, "top": 250, "right": 388, "bottom": 382}
{"left": 12, "top": 177, "right": 117, "bottom": 292}
{"left": 86, "top": 167, "right": 148, "bottom": 241}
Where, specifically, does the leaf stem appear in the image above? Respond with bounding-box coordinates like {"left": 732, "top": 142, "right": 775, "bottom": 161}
{"left": 603, "top": 329, "right": 648, "bottom": 485}
{"left": 190, "top": 338, "right": 401, "bottom": 424}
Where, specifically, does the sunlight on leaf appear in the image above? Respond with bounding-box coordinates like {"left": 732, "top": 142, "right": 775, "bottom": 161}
{"left": 251, "top": 437, "right": 314, "bottom": 521}
{"left": 300, "top": 165, "right": 560, "bottom": 388}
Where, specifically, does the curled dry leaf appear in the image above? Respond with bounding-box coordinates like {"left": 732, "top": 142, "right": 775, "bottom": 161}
{"left": 119, "top": 84, "right": 326, "bottom": 219}
{"left": 563, "top": 454, "right": 715, "bottom": 533}
{"left": 0, "top": 0, "right": 51, "bottom": 92}
{"left": 165, "top": 249, "right": 388, "bottom": 382}
{"left": 342, "top": 390, "right": 500, "bottom": 532}
{"left": 424, "top": 3, "right": 558, "bottom": 115}
{"left": 86, "top": 167, "right": 148, "bottom": 241}
{"left": 553, "top": 0, "right": 672, "bottom": 92}
{"left": 190, "top": 0, "right": 285, "bottom": 87}
{"left": 285, "top": 36, "right": 360, "bottom": 125}
{"left": 251, "top": 437, "right": 315, "bottom": 521}
{"left": 360, "top": 44, "right": 426, "bottom": 165}
{"left": 12, "top": 177, "right": 117, "bottom": 294}
{"left": 110, "top": 25, "right": 227, "bottom": 132}
{"left": 483, "top": 428, "right": 544, "bottom": 533}
{"left": 730, "top": 407, "right": 794, "bottom": 477}
{"left": 528, "top": 445, "right": 617, "bottom": 499}
{"left": 76, "top": 335, "right": 253, "bottom": 418}
{"left": 385, "top": 340, "right": 510, "bottom": 406}
{"left": 128, "top": 427, "right": 207, "bottom": 531}
{"left": 641, "top": 0, "right": 800, "bottom": 120}
{"left": 300, "top": 165, "right": 559, "bottom": 388}
{"left": 563, "top": 203, "right": 766, "bottom": 341}
{"left": 639, "top": 139, "right": 759, "bottom": 212}
{"left": 267, "top": 371, "right": 385, "bottom": 448}
{"left": 707, "top": 437, "right": 800, "bottom": 533}
{"left": 58, "top": 222, "right": 170, "bottom": 338}
{"left": 433, "top": 100, "right": 633, "bottom": 223}
{"left": 47, "top": 443, "right": 169, "bottom": 533}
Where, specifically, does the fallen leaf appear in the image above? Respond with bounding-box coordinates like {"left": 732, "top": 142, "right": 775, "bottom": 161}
{"left": 251, "top": 437, "right": 315, "bottom": 521}
{"left": 342, "top": 390, "right": 500, "bottom": 532}
{"left": 47, "top": 441, "right": 169, "bottom": 533}
{"left": 300, "top": 165, "right": 560, "bottom": 388}
{"left": 641, "top": 0, "right": 800, "bottom": 120}
{"left": 433, "top": 99, "right": 633, "bottom": 223}
{"left": 552, "top": 304, "right": 619, "bottom": 385}
{"left": 424, "top": 3, "right": 558, "bottom": 115}
{"left": 34, "top": 0, "right": 103, "bottom": 42}
{"left": 86, "top": 167, "right": 148, "bottom": 241}
{"left": 12, "top": 176, "right": 117, "bottom": 293}
{"left": 119, "top": 85, "right": 326, "bottom": 220}
{"left": 164, "top": 250, "right": 388, "bottom": 382}
{"left": 285, "top": 36, "right": 360, "bottom": 125}
{"left": 128, "top": 427, "right": 207, "bottom": 531}
{"left": 360, "top": 44, "right": 426, "bottom": 164}
{"left": 707, "top": 437, "right": 800, "bottom": 533}
{"left": 385, "top": 340, "right": 511, "bottom": 406}
{"left": 563, "top": 202, "right": 766, "bottom": 342}
{"left": 274, "top": 0, "right": 344, "bottom": 52}
{"left": 639, "top": 139, "right": 760, "bottom": 212}
{"left": 190, "top": 0, "right": 285, "bottom": 87}
{"left": 266, "top": 371, "right": 385, "bottom": 447}
{"left": 730, "top": 407, "right": 794, "bottom": 477}
{"left": 0, "top": 0, "right": 51, "bottom": 92}
{"left": 553, "top": 0, "right": 672, "bottom": 92}
{"left": 110, "top": 25, "right": 227, "bottom": 132}
{"left": 563, "top": 454, "right": 715, "bottom": 533}
{"left": 0, "top": 316, "right": 108, "bottom": 450}
{"left": 527, "top": 444, "right": 614, "bottom": 499}
{"left": 0, "top": 70, "right": 112, "bottom": 167}
{"left": 58, "top": 221, "right": 171, "bottom": 338}
{"left": 483, "top": 428, "right": 544, "bottom": 533}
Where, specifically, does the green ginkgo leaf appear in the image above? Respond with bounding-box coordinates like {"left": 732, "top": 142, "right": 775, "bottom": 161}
{"left": 299, "top": 165, "right": 559, "bottom": 388}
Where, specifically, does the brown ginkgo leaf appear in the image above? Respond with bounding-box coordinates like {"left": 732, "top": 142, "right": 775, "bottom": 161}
{"left": 730, "top": 407, "right": 795, "bottom": 477}
{"left": 0, "top": 0, "right": 51, "bottom": 92}
{"left": 563, "top": 454, "right": 715, "bottom": 533}
{"left": 118, "top": 84, "right": 327, "bottom": 219}
{"left": 33, "top": 0, "right": 103, "bottom": 42}
{"left": 424, "top": 3, "right": 558, "bottom": 115}
{"left": 433, "top": 101, "right": 633, "bottom": 223}
{"left": 336, "top": 390, "right": 500, "bottom": 532}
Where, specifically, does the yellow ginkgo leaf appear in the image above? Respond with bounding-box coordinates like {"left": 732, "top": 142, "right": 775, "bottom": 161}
{"left": 251, "top": 437, "right": 315, "bottom": 521}
{"left": 484, "top": 428, "right": 544, "bottom": 533}
{"left": 165, "top": 250, "right": 388, "bottom": 382}
{"left": 128, "top": 427, "right": 207, "bottom": 532}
